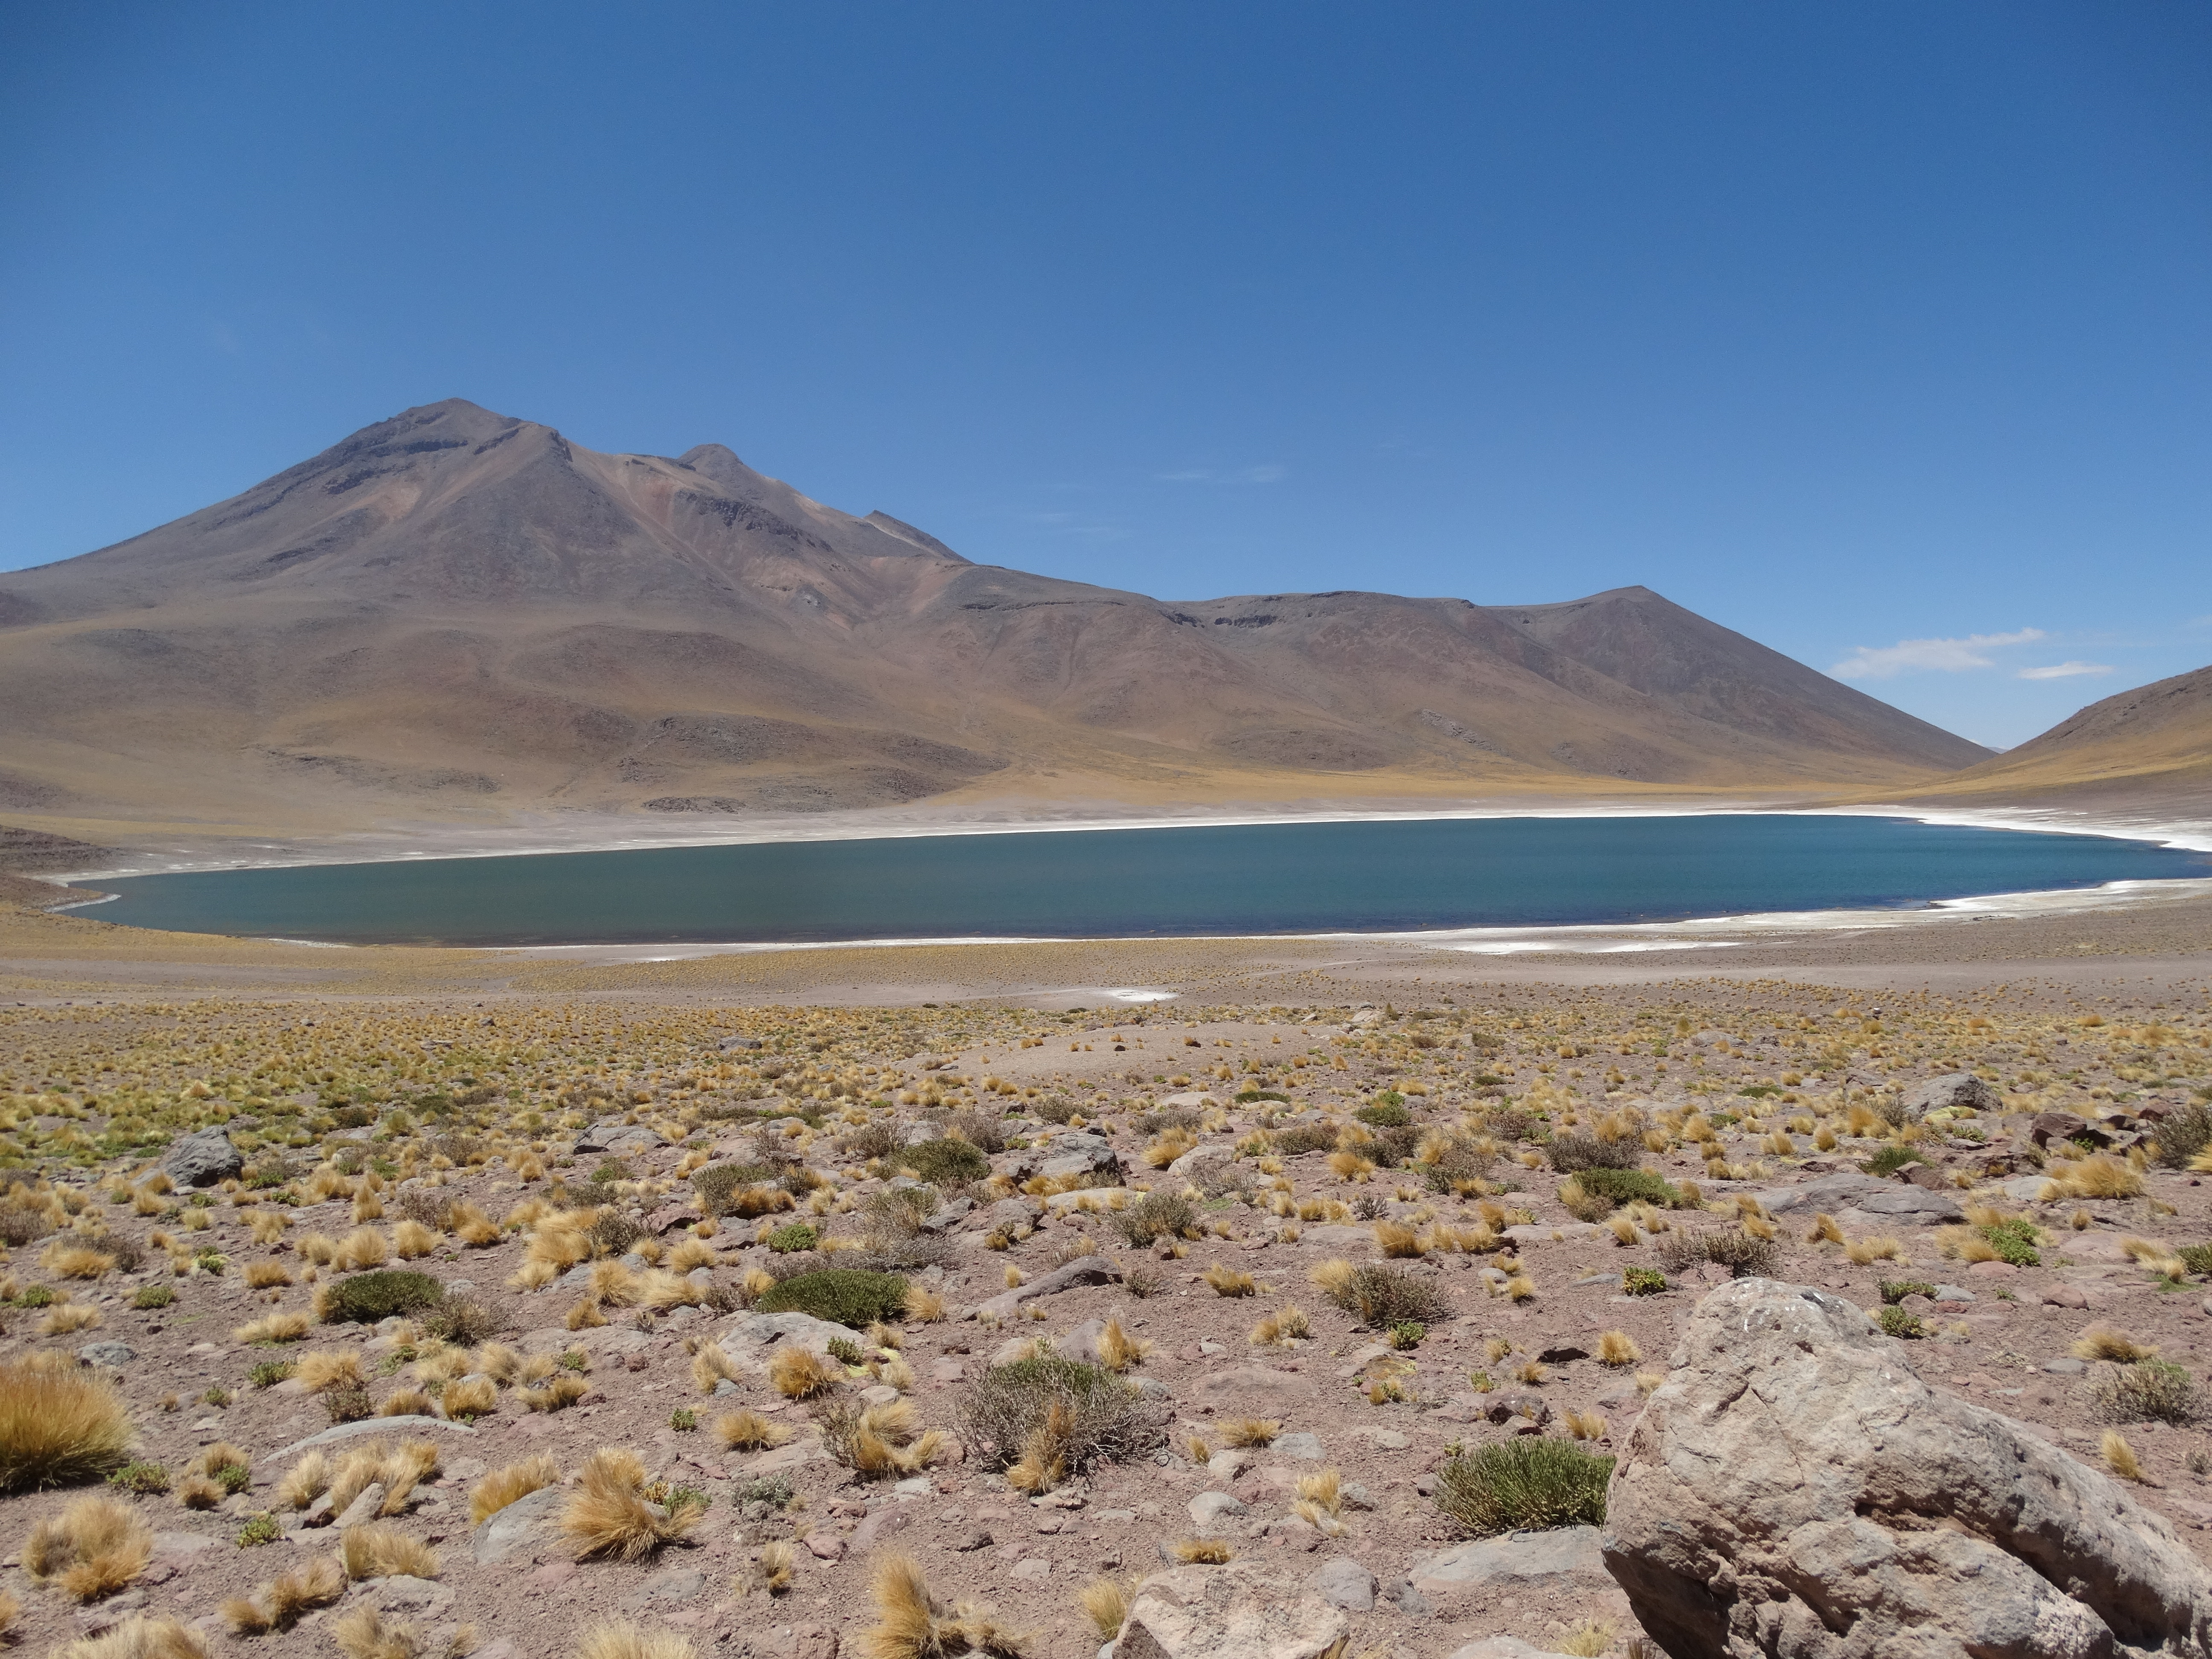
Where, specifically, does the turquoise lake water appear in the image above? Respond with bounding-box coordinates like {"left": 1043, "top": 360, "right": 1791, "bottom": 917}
{"left": 81, "top": 815, "right": 2207, "bottom": 947}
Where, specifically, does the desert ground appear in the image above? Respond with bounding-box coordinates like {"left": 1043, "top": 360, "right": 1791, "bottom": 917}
{"left": 0, "top": 880, "right": 2205, "bottom": 1659}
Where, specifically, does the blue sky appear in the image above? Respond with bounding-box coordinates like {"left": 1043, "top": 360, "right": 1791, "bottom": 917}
{"left": 2, "top": 3, "right": 2206, "bottom": 750}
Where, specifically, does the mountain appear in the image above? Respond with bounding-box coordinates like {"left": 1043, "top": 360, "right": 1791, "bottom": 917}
{"left": 1873, "top": 664, "right": 2212, "bottom": 817}
{"left": 0, "top": 399, "right": 1991, "bottom": 845}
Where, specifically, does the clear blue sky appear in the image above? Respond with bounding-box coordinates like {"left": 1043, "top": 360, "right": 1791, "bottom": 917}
{"left": 3, "top": 3, "right": 2206, "bottom": 749}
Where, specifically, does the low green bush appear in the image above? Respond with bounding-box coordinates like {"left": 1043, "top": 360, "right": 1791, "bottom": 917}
{"left": 766, "top": 1222, "right": 820, "bottom": 1254}
{"left": 322, "top": 1269, "right": 445, "bottom": 1324}
{"left": 2154, "top": 1104, "right": 2212, "bottom": 1170}
{"left": 131, "top": 1284, "right": 175, "bottom": 1310}
{"left": 1576, "top": 1167, "right": 1682, "bottom": 1208}
{"left": 1877, "top": 1306, "right": 1929, "bottom": 1339}
{"left": 894, "top": 1139, "right": 990, "bottom": 1185}
{"left": 1545, "top": 1132, "right": 1642, "bottom": 1174}
{"left": 957, "top": 1354, "right": 1161, "bottom": 1475}
{"left": 753, "top": 1268, "right": 909, "bottom": 1328}
{"left": 1979, "top": 1219, "right": 2040, "bottom": 1267}
{"left": 1434, "top": 1438, "right": 1613, "bottom": 1536}
{"left": 2092, "top": 1359, "right": 2200, "bottom": 1426}
{"left": 1272, "top": 1124, "right": 1342, "bottom": 1157}
{"left": 1113, "top": 1191, "right": 1197, "bottom": 1246}
{"left": 1323, "top": 1263, "right": 1449, "bottom": 1328}
{"left": 1356, "top": 1102, "right": 1412, "bottom": 1128}
{"left": 1877, "top": 1280, "right": 1937, "bottom": 1305}
{"left": 1623, "top": 1267, "right": 1667, "bottom": 1296}
{"left": 1861, "top": 1146, "right": 1925, "bottom": 1177}
{"left": 1658, "top": 1228, "right": 1778, "bottom": 1279}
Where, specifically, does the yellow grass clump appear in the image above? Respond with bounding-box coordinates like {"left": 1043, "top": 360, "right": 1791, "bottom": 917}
{"left": 340, "top": 1522, "right": 440, "bottom": 1581}
{"left": 769, "top": 1347, "right": 840, "bottom": 1400}
{"left": 570, "top": 1626, "right": 698, "bottom": 1659}
{"left": 234, "top": 1311, "right": 309, "bottom": 1344}
{"left": 42, "top": 1243, "right": 117, "bottom": 1280}
{"left": 1597, "top": 1330, "right": 1642, "bottom": 1367}
{"left": 861, "top": 1553, "right": 1025, "bottom": 1659}
{"left": 26, "top": 1493, "right": 153, "bottom": 1601}
{"left": 393, "top": 1220, "right": 437, "bottom": 1259}
{"left": 242, "top": 1261, "right": 293, "bottom": 1289}
{"left": 43, "top": 1303, "right": 103, "bottom": 1335}
{"left": 297, "top": 1350, "right": 365, "bottom": 1393}
{"left": 338, "top": 1227, "right": 389, "bottom": 1270}
{"left": 2041, "top": 1155, "right": 2143, "bottom": 1202}
{"left": 0, "top": 1353, "right": 135, "bottom": 1490}
{"left": 561, "top": 1447, "right": 706, "bottom": 1561}
{"left": 2102, "top": 1429, "right": 2144, "bottom": 1481}
{"left": 519, "top": 1374, "right": 590, "bottom": 1412}
{"left": 1096, "top": 1317, "right": 1150, "bottom": 1371}
{"left": 51, "top": 1616, "right": 210, "bottom": 1659}
{"left": 2072, "top": 1325, "right": 2158, "bottom": 1363}
{"left": 1077, "top": 1576, "right": 1132, "bottom": 1639}
{"left": 715, "top": 1410, "right": 794, "bottom": 1451}
{"left": 222, "top": 1553, "right": 345, "bottom": 1634}
{"left": 1170, "top": 1538, "right": 1233, "bottom": 1564}
{"left": 1203, "top": 1265, "right": 1256, "bottom": 1298}
{"left": 1220, "top": 1418, "right": 1278, "bottom": 1448}
{"left": 469, "top": 1453, "right": 561, "bottom": 1525}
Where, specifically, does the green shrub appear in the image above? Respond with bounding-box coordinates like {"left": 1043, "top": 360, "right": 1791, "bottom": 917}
{"left": 1623, "top": 1267, "right": 1667, "bottom": 1297}
{"left": 247, "top": 1360, "right": 295, "bottom": 1388}
{"left": 322, "top": 1269, "right": 444, "bottom": 1324}
{"left": 693, "top": 1162, "right": 778, "bottom": 1216}
{"left": 1877, "top": 1306, "right": 1929, "bottom": 1339}
{"left": 131, "top": 1284, "right": 175, "bottom": 1310}
{"left": 753, "top": 1269, "right": 908, "bottom": 1328}
{"left": 2154, "top": 1104, "right": 2212, "bottom": 1170}
{"left": 1545, "top": 1132, "right": 1642, "bottom": 1174}
{"left": 1861, "top": 1146, "right": 1925, "bottom": 1177}
{"left": 2179, "top": 1243, "right": 2212, "bottom": 1278}
{"left": 1272, "top": 1124, "right": 1342, "bottom": 1157}
{"left": 1576, "top": 1167, "right": 1682, "bottom": 1208}
{"left": 1356, "top": 1103, "right": 1412, "bottom": 1128}
{"left": 1421, "top": 1136, "right": 1496, "bottom": 1194}
{"left": 15, "top": 1286, "right": 56, "bottom": 1308}
{"left": 1878, "top": 1280, "right": 1936, "bottom": 1305}
{"left": 1388, "top": 1321, "right": 1426, "bottom": 1350}
{"left": 236, "top": 1513, "right": 281, "bottom": 1548}
{"left": 739, "top": 1474, "right": 794, "bottom": 1509}
{"left": 894, "top": 1139, "right": 990, "bottom": 1185}
{"left": 957, "top": 1355, "right": 1161, "bottom": 1476}
{"left": 1659, "top": 1228, "right": 1778, "bottom": 1279}
{"left": 210, "top": 1456, "right": 250, "bottom": 1495}
{"left": 826, "top": 1335, "right": 865, "bottom": 1366}
{"left": 1237, "top": 1089, "right": 1291, "bottom": 1106}
{"left": 670, "top": 1408, "right": 699, "bottom": 1432}
{"left": 1433, "top": 1438, "right": 1613, "bottom": 1536}
{"left": 1323, "top": 1264, "right": 1449, "bottom": 1328}
{"left": 1979, "top": 1219, "right": 2040, "bottom": 1267}
{"left": 108, "top": 1461, "right": 170, "bottom": 1495}
{"left": 1113, "top": 1191, "right": 1197, "bottom": 1247}
{"left": 323, "top": 1383, "right": 371, "bottom": 1423}
{"left": 1033, "top": 1095, "right": 1081, "bottom": 1125}
{"left": 766, "top": 1222, "right": 820, "bottom": 1254}
{"left": 420, "top": 1294, "right": 503, "bottom": 1347}
{"left": 2092, "top": 1359, "right": 2200, "bottom": 1426}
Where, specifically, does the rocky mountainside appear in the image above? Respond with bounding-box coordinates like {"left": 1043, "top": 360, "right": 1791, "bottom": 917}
{"left": 1878, "top": 663, "right": 2212, "bottom": 818}
{"left": 0, "top": 400, "right": 1990, "bottom": 839}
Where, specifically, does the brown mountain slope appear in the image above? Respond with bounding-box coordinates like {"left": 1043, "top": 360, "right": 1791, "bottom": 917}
{"left": 1873, "top": 664, "right": 2212, "bottom": 816}
{"left": 0, "top": 399, "right": 1990, "bottom": 844}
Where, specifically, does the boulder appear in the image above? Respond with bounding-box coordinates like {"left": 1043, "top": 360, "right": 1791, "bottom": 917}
{"left": 1407, "top": 1527, "right": 1614, "bottom": 1598}
{"left": 717, "top": 1036, "right": 763, "bottom": 1051}
{"left": 471, "top": 1484, "right": 565, "bottom": 1564}
{"left": 1305, "top": 1557, "right": 1376, "bottom": 1612}
{"left": 77, "top": 1342, "right": 135, "bottom": 1369}
{"left": 160, "top": 1126, "right": 242, "bottom": 1188}
{"left": 1746, "top": 1169, "right": 1962, "bottom": 1226}
{"left": 572, "top": 1120, "right": 665, "bottom": 1157}
{"left": 1110, "top": 1560, "right": 1350, "bottom": 1659}
{"left": 716, "top": 1310, "right": 855, "bottom": 1371}
{"left": 1901, "top": 1073, "right": 2000, "bottom": 1121}
{"left": 965, "top": 1254, "right": 1122, "bottom": 1321}
{"left": 1039, "top": 1130, "right": 1123, "bottom": 1182}
{"left": 1602, "top": 1277, "right": 2212, "bottom": 1658}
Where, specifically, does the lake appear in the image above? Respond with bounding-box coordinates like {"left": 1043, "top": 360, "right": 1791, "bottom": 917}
{"left": 81, "top": 814, "right": 2207, "bottom": 947}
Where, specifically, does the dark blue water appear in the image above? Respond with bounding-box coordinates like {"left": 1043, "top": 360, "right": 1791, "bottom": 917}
{"left": 81, "top": 815, "right": 2206, "bottom": 946}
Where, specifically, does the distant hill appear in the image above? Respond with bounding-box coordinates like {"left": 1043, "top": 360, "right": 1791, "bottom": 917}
{"left": 1875, "top": 664, "right": 2212, "bottom": 817}
{"left": 0, "top": 399, "right": 1991, "bottom": 844}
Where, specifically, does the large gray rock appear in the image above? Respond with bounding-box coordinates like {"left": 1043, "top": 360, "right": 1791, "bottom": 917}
{"left": 572, "top": 1119, "right": 665, "bottom": 1157}
{"left": 1111, "top": 1560, "right": 1349, "bottom": 1659}
{"left": 1407, "top": 1527, "right": 1614, "bottom": 1598}
{"left": 716, "top": 1310, "right": 856, "bottom": 1371}
{"left": 1901, "top": 1073, "right": 2000, "bottom": 1121}
{"left": 273, "top": 1415, "right": 478, "bottom": 1459}
{"left": 471, "top": 1484, "right": 565, "bottom": 1563}
{"left": 1305, "top": 1556, "right": 1375, "bottom": 1612}
{"left": 1747, "top": 1169, "right": 1962, "bottom": 1226}
{"left": 160, "top": 1126, "right": 242, "bottom": 1187}
{"left": 1039, "top": 1130, "right": 1123, "bottom": 1182}
{"left": 1603, "top": 1277, "right": 2212, "bottom": 1658}
{"left": 966, "top": 1253, "right": 1122, "bottom": 1321}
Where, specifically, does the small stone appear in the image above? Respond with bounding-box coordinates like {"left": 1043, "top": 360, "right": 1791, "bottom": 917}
{"left": 1348, "top": 1427, "right": 1408, "bottom": 1450}
{"left": 1965, "top": 1260, "right": 2018, "bottom": 1279}
{"left": 77, "top": 1342, "right": 135, "bottom": 1368}
{"left": 1932, "top": 1285, "right": 1976, "bottom": 1302}
{"left": 334, "top": 1483, "right": 387, "bottom": 1529}
{"left": 1270, "top": 1432, "right": 1325, "bottom": 1461}
{"left": 1011, "top": 1558, "right": 1052, "bottom": 1580}
{"left": 1187, "top": 1490, "right": 1247, "bottom": 1529}
{"left": 2041, "top": 1357, "right": 2087, "bottom": 1375}
{"left": 804, "top": 1533, "right": 846, "bottom": 1561}
{"left": 2042, "top": 1283, "right": 2090, "bottom": 1309}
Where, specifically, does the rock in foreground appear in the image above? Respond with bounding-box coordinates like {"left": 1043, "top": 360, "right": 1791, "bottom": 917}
{"left": 1603, "top": 1277, "right": 2212, "bottom": 1658}
{"left": 1110, "top": 1560, "right": 1350, "bottom": 1659}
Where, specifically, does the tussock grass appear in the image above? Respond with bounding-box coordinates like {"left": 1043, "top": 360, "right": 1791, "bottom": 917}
{"left": 1596, "top": 1330, "right": 1642, "bottom": 1367}
{"left": 560, "top": 1447, "right": 704, "bottom": 1561}
{"left": 233, "top": 1311, "right": 309, "bottom": 1344}
{"left": 1220, "top": 1418, "right": 1278, "bottom": 1448}
{"left": 1318, "top": 1261, "right": 1447, "bottom": 1327}
{"left": 221, "top": 1554, "right": 345, "bottom": 1634}
{"left": 297, "top": 1350, "right": 366, "bottom": 1392}
{"left": 1170, "top": 1538, "right": 1232, "bottom": 1563}
{"left": 862, "top": 1553, "right": 1025, "bottom": 1658}
{"left": 50, "top": 1616, "right": 210, "bottom": 1659}
{"left": 960, "top": 1354, "right": 1160, "bottom": 1494}
{"left": 2102, "top": 1429, "right": 2145, "bottom": 1481}
{"left": 43, "top": 1303, "right": 102, "bottom": 1334}
{"left": 340, "top": 1522, "right": 440, "bottom": 1580}
{"left": 26, "top": 1493, "right": 153, "bottom": 1601}
{"left": 469, "top": 1453, "right": 561, "bottom": 1525}
{"left": 1203, "top": 1264, "right": 1256, "bottom": 1297}
{"left": 0, "top": 1353, "right": 135, "bottom": 1490}
{"left": 2040, "top": 1154, "right": 2144, "bottom": 1202}
{"left": 819, "top": 1397, "right": 946, "bottom": 1477}
{"left": 2073, "top": 1325, "right": 2159, "bottom": 1364}
{"left": 1434, "top": 1437, "right": 1614, "bottom": 1536}
{"left": 769, "top": 1346, "right": 841, "bottom": 1400}
{"left": 571, "top": 1626, "right": 697, "bottom": 1659}
{"left": 519, "top": 1374, "right": 589, "bottom": 1412}
{"left": 715, "top": 1409, "right": 793, "bottom": 1451}
{"left": 242, "top": 1261, "right": 293, "bottom": 1289}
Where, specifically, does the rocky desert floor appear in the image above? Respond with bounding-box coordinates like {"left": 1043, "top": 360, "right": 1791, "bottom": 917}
{"left": 0, "top": 890, "right": 2204, "bottom": 1658}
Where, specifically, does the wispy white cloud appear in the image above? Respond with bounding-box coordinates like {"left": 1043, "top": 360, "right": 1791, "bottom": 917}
{"left": 1156, "top": 469, "right": 1212, "bottom": 482}
{"left": 2018, "top": 661, "right": 2114, "bottom": 680}
{"left": 1830, "top": 628, "right": 2046, "bottom": 681}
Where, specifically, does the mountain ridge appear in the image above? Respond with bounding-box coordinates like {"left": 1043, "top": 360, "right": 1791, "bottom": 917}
{"left": 0, "top": 399, "right": 1997, "bottom": 846}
